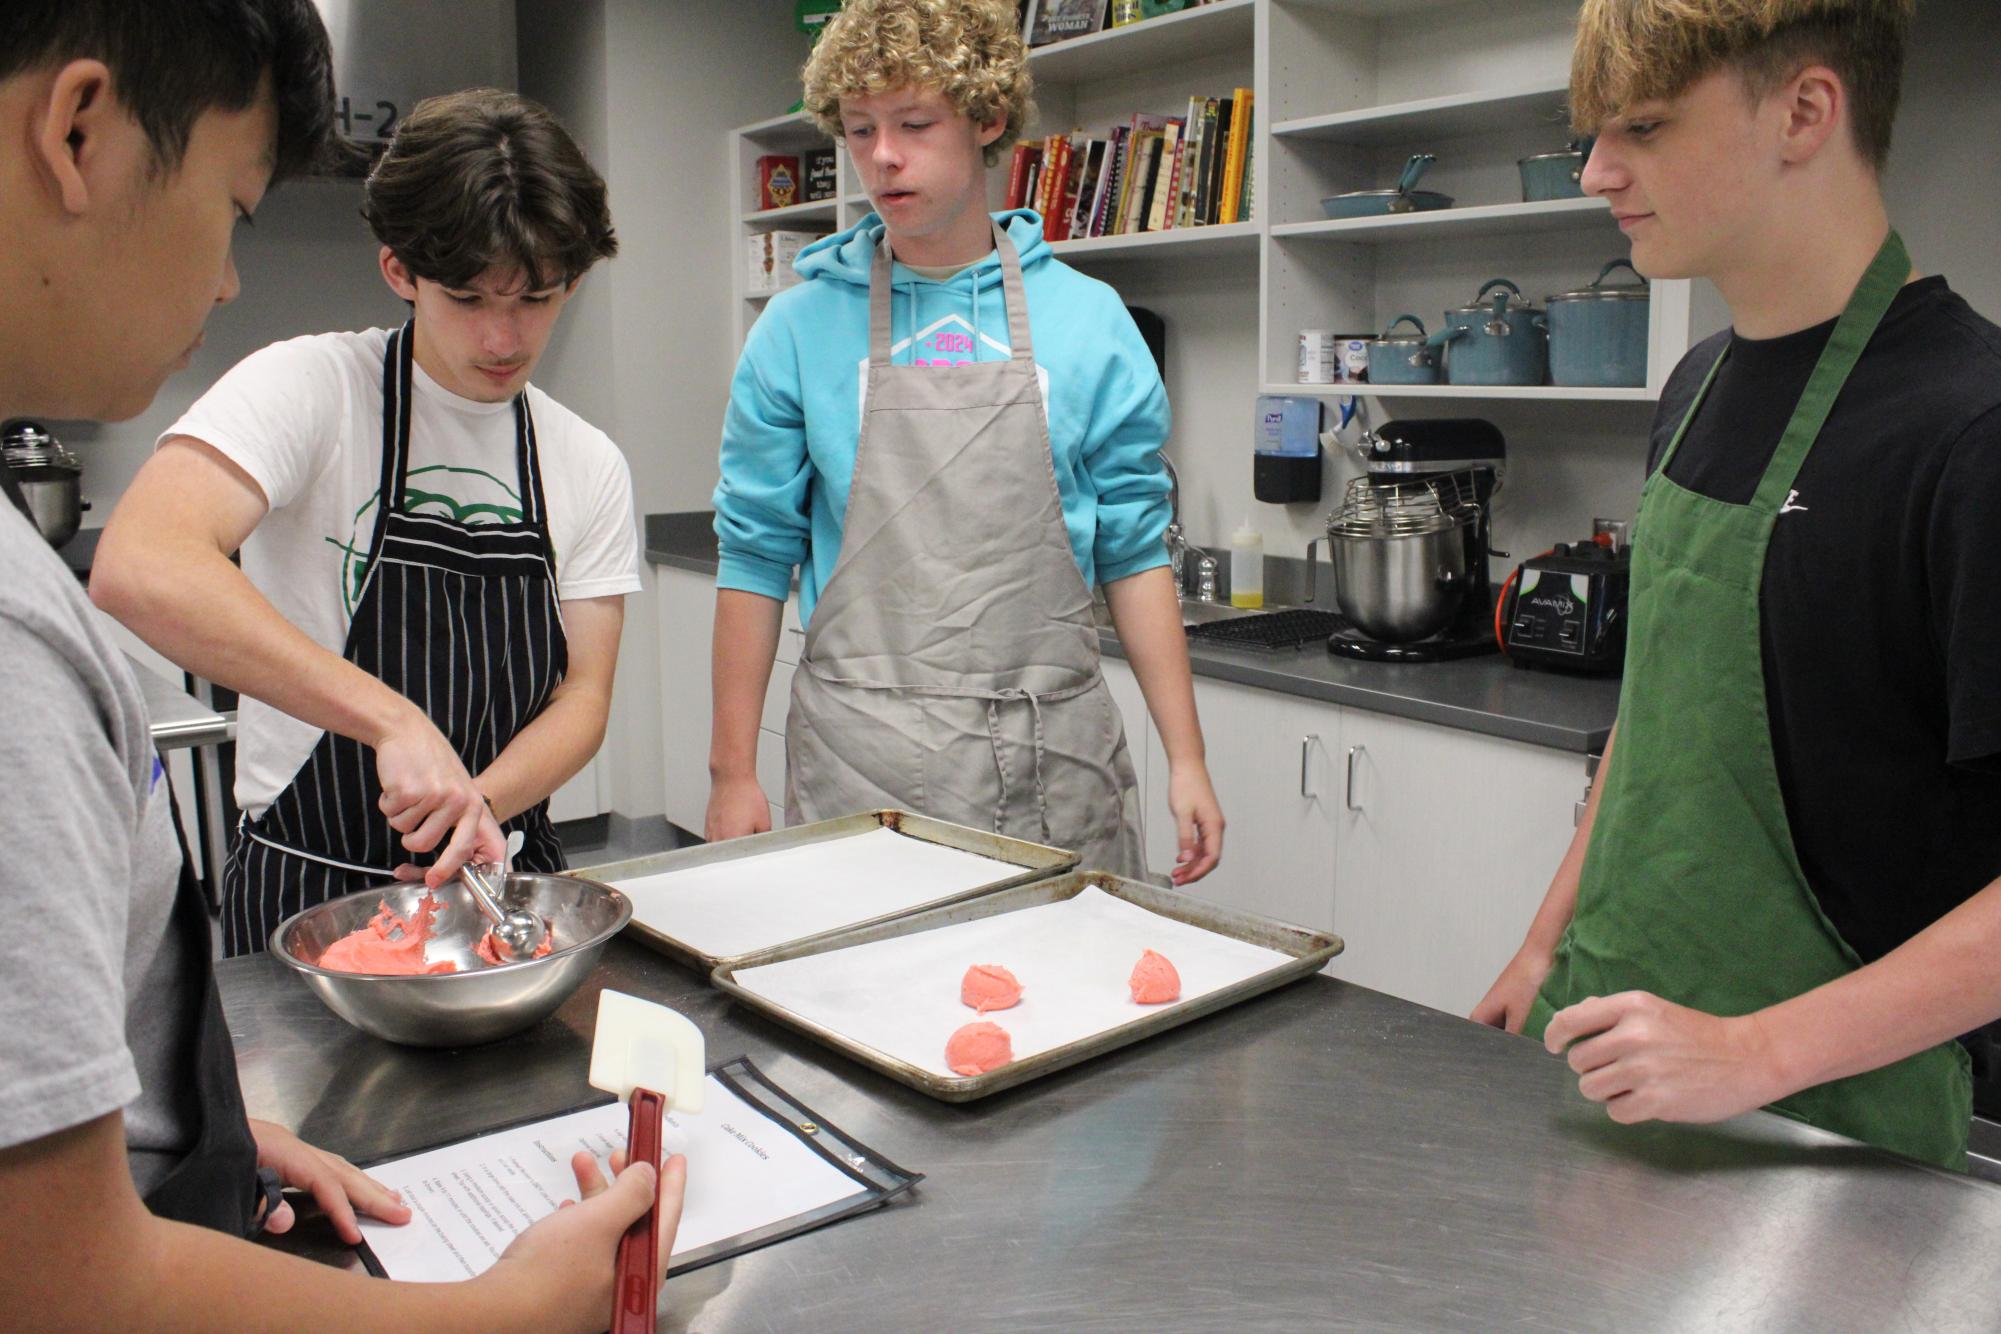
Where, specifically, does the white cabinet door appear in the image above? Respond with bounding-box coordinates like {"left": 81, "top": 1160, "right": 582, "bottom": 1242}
{"left": 656, "top": 566, "right": 716, "bottom": 833}
{"left": 1146, "top": 676, "right": 1338, "bottom": 932}
{"left": 1330, "top": 709, "right": 1582, "bottom": 1016}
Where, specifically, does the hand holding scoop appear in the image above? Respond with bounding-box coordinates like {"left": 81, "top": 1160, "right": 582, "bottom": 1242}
{"left": 589, "top": 990, "right": 705, "bottom": 1334}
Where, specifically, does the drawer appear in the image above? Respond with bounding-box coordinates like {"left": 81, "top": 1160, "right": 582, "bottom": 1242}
{"left": 762, "top": 659, "right": 796, "bottom": 734}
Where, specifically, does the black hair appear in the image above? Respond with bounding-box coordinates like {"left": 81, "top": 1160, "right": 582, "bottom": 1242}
{"left": 361, "top": 88, "right": 617, "bottom": 291}
{"left": 0, "top": 0, "right": 336, "bottom": 182}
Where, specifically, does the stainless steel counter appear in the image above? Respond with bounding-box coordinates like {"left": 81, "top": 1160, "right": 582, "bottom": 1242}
{"left": 128, "top": 653, "right": 233, "bottom": 751}
{"left": 225, "top": 939, "right": 2001, "bottom": 1331}
{"left": 644, "top": 511, "right": 1619, "bottom": 753}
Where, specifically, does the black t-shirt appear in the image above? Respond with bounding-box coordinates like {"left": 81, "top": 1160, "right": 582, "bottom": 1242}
{"left": 1646, "top": 276, "right": 2001, "bottom": 968}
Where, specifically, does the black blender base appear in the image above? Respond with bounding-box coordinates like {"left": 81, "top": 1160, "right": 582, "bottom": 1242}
{"left": 1327, "top": 628, "right": 1498, "bottom": 662}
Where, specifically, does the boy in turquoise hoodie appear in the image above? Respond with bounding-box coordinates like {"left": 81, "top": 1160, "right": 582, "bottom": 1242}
{"left": 708, "top": 0, "right": 1223, "bottom": 884}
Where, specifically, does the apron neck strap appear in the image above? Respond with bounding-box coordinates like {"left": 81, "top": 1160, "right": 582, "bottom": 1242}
{"left": 867, "top": 219, "right": 1035, "bottom": 367}
{"left": 1656, "top": 230, "right": 1909, "bottom": 506}
{"left": 376, "top": 319, "right": 544, "bottom": 528}
{"left": 1747, "top": 229, "right": 1909, "bottom": 512}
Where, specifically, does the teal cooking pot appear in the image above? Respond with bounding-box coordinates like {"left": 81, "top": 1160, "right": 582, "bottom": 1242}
{"left": 1547, "top": 259, "right": 1650, "bottom": 387}
{"left": 1368, "top": 314, "right": 1440, "bottom": 385}
{"left": 1321, "top": 153, "right": 1454, "bottom": 219}
{"left": 1428, "top": 279, "right": 1547, "bottom": 386}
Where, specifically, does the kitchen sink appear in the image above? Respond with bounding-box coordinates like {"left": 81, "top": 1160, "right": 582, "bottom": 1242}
{"left": 1093, "top": 600, "right": 1301, "bottom": 630}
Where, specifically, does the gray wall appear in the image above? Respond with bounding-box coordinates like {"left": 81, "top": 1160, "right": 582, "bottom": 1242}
{"left": 52, "top": 0, "right": 2001, "bottom": 829}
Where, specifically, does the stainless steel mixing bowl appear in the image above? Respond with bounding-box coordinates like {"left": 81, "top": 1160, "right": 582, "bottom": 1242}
{"left": 271, "top": 873, "right": 632, "bottom": 1047}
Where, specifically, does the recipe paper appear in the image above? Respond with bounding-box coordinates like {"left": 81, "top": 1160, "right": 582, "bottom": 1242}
{"left": 731, "top": 887, "right": 1294, "bottom": 1078}
{"left": 357, "top": 1071, "right": 868, "bottom": 1281}
{"left": 613, "top": 826, "right": 1027, "bottom": 960}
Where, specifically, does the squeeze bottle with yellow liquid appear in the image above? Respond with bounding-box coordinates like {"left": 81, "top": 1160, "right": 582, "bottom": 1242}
{"left": 1230, "top": 519, "right": 1264, "bottom": 609}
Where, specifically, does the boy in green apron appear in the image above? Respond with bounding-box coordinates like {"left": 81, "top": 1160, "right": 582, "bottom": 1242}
{"left": 1471, "top": 0, "right": 2001, "bottom": 1170}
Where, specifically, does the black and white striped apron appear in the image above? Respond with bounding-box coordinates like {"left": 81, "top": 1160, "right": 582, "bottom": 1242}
{"left": 220, "top": 321, "right": 568, "bottom": 956}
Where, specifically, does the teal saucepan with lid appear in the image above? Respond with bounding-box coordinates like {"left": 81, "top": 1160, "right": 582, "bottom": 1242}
{"left": 1547, "top": 259, "right": 1650, "bottom": 387}
{"left": 1368, "top": 314, "right": 1441, "bottom": 385}
{"left": 1428, "top": 278, "right": 1548, "bottom": 386}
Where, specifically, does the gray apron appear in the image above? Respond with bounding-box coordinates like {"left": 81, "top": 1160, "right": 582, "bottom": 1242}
{"left": 786, "top": 223, "right": 1147, "bottom": 878}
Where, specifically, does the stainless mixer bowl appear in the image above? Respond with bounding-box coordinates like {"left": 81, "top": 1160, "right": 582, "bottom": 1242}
{"left": 271, "top": 873, "right": 632, "bottom": 1047}
{"left": 1327, "top": 521, "right": 1468, "bottom": 643}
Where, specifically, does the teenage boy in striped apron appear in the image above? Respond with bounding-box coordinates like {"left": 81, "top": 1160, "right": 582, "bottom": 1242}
{"left": 97, "top": 90, "right": 642, "bottom": 955}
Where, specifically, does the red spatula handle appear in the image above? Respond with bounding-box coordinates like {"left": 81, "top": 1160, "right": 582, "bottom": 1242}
{"left": 610, "top": 1088, "right": 666, "bottom": 1334}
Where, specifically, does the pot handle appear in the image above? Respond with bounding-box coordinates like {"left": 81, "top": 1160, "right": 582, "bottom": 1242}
{"left": 1380, "top": 313, "right": 1427, "bottom": 338}
{"left": 1426, "top": 325, "right": 1468, "bottom": 347}
{"left": 1592, "top": 258, "right": 1645, "bottom": 289}
{"left": 1476, "top": 278, "right": 1522, "bottom": 317}
{"left": 1393, "top": 153, "right": 1437, "bottom": 196}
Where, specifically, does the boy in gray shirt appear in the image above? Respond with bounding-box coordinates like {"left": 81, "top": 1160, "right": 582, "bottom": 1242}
{"left": 0, "top": 3, "right": 683, "bottom": 1328}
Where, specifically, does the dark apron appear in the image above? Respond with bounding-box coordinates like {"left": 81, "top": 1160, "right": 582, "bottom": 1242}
{"left": 221, "top": 321, "right": 568, "bottom": 955}
{"left": 1526, "top": 232, "right": 1973, "bottom": 1170}
{"left": 2, "top": 462, "right": 269, "bottom": 1233}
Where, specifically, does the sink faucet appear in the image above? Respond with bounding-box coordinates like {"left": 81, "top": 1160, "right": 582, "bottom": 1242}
{"left": 1159, "top": 452, "right": 1213, "bottom": 600}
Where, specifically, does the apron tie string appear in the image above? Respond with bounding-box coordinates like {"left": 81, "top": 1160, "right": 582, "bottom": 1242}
{"left": 985, "top": 687, "right": 1053, "bottom": 846}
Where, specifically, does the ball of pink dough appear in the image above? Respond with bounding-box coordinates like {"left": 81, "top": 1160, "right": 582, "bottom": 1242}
{"left": 1129, "top": 949, "right": 1181, "bottom": 1004}
{"left": 960, "top": 963, "right": 1023, "bottom": 1014}
{"left": 945, "top": 1021, "right": 1014, "bottom": 1075}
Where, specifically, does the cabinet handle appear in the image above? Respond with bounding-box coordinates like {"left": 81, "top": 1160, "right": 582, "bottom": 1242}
{"left": 1346, "top": 745, "right": 1365, "bottom": 812}
{"left": 1300, "top": 735, "right": 1317, "bottom": 799}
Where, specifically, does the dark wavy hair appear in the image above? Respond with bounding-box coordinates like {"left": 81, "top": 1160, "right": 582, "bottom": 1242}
{"left": 0, "top": 0, "right": 335, "bottom": 182}
{"left": 361, "top": 88, "right": 617, "bottom": 292}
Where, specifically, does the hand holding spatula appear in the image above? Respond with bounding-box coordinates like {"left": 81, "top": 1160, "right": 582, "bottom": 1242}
{"left": 590, "top": 990, "right": 706, "bottom": 1334}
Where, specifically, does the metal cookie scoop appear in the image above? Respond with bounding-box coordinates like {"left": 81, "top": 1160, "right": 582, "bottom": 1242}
{"left": 459, "top": 830, "right": 549, "bottom": 963}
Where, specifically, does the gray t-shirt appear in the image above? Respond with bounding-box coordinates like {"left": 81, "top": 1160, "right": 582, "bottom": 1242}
{"left": 0, "top": 502, "right": 199, "bottom": 1195}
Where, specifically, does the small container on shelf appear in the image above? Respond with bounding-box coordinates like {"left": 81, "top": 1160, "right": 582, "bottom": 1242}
{"left": 756, "top": 154, "right": 801, "bottom": 211}
{"left": 803, "top": 148, "right": 837, "bottom": 202}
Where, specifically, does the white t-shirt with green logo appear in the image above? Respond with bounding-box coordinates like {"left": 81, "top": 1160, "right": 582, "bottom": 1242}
{"left": 164, "top": 328, "right": 641, "bottom": 817}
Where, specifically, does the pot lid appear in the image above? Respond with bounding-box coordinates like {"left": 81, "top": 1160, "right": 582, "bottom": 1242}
{"left": 1549, "top": 259, "right": 1650, "bottom": 303}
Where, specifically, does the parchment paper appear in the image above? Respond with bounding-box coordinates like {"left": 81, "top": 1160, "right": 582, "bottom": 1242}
{"left": 732, "top": 887, "right": 1293, "bottom": 1077}
{"left": 612, "top": 826, "right": 1027, "bottom": 959}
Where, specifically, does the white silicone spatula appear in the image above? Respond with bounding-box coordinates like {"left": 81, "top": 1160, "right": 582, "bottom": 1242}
{"left": 588, "top": 990, "right": 705, "bottom": 1334}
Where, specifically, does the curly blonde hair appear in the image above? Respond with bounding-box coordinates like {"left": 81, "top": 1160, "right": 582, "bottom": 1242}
{"left": 802, "top": 0, "right": 1034, "bottom": 167}
{"left": 1570, "top": 0, "right": 1915, "bottom": 169}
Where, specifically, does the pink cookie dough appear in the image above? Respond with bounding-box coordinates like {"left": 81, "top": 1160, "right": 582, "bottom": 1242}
{"left": 945, "top": 1021, "right": 1014, "bottom": 1076}
{"left": 1128, "top": 949, "right": 1181, "bottom": 1004}
{"left": 317, "top": 892, "right": 458, "bottom": 975}
{"left": 960, "top": 963, "right": 1023, "bottom": 1014}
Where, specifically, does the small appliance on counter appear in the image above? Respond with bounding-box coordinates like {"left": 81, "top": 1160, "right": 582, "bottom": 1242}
{"left": 1, "top": 419, "right": 88, "bottom": 548}
{"left": 1305, "top": 418, "right": 1505, "bottom": 663}
{"left": 1500, "top": 520, "right": 1631, "bottom": 675}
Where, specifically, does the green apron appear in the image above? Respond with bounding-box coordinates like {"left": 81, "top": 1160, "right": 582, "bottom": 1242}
{"left": 1525, "top": 231, "right": 1973, "bottom": 1171}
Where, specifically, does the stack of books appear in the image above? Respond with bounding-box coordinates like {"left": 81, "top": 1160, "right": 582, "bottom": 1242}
{"left": 1003, "top": 88, "right": 1255, "bottom": 243}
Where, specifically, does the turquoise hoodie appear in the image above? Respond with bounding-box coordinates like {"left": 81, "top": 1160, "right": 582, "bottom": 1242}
{"left": 713, "top": 209, "right": 1171, "bottom": 627}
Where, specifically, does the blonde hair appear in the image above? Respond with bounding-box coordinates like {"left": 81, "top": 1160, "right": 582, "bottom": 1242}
{"left": 801, "top": 0, "right": 1034, "bottom": 167}
{"left": 1570, "top": 0, "right": 1915, "bottom": 169}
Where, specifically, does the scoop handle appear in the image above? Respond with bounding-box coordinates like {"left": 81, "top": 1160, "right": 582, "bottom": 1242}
{"left": 610, "top": 1088, "right": 666, "bottom": 1334}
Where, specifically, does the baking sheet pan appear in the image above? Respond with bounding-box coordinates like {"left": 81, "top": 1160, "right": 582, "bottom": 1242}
{"left": 576, "top": 810, "right": 1076, "bottom": 971}
{"left": 712, "top": 871, "right": 1345, "bottom": 1102}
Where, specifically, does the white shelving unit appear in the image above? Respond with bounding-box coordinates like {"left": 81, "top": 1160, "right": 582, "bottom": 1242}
{"left": 728, "top": 111, "right": 869, "bottom": 346}
{"left": 726, "top": 0, "right": 1693, "bottom": 395}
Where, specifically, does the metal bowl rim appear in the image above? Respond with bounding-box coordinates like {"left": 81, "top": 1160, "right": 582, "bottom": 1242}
{"left": 269, "top": 873, "right": 632, "bottom": 981}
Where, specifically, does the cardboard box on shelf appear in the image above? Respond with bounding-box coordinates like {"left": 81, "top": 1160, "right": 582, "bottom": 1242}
{"left": 745, "top": 230, "right": 823, "bottom": 296}
{"left": 755, "top": 154, "right": 802, "bottom": 211}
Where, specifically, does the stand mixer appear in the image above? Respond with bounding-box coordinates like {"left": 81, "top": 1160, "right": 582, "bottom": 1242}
{"left": 1306, "top": 418, "right": 1506, "bottom": 663}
